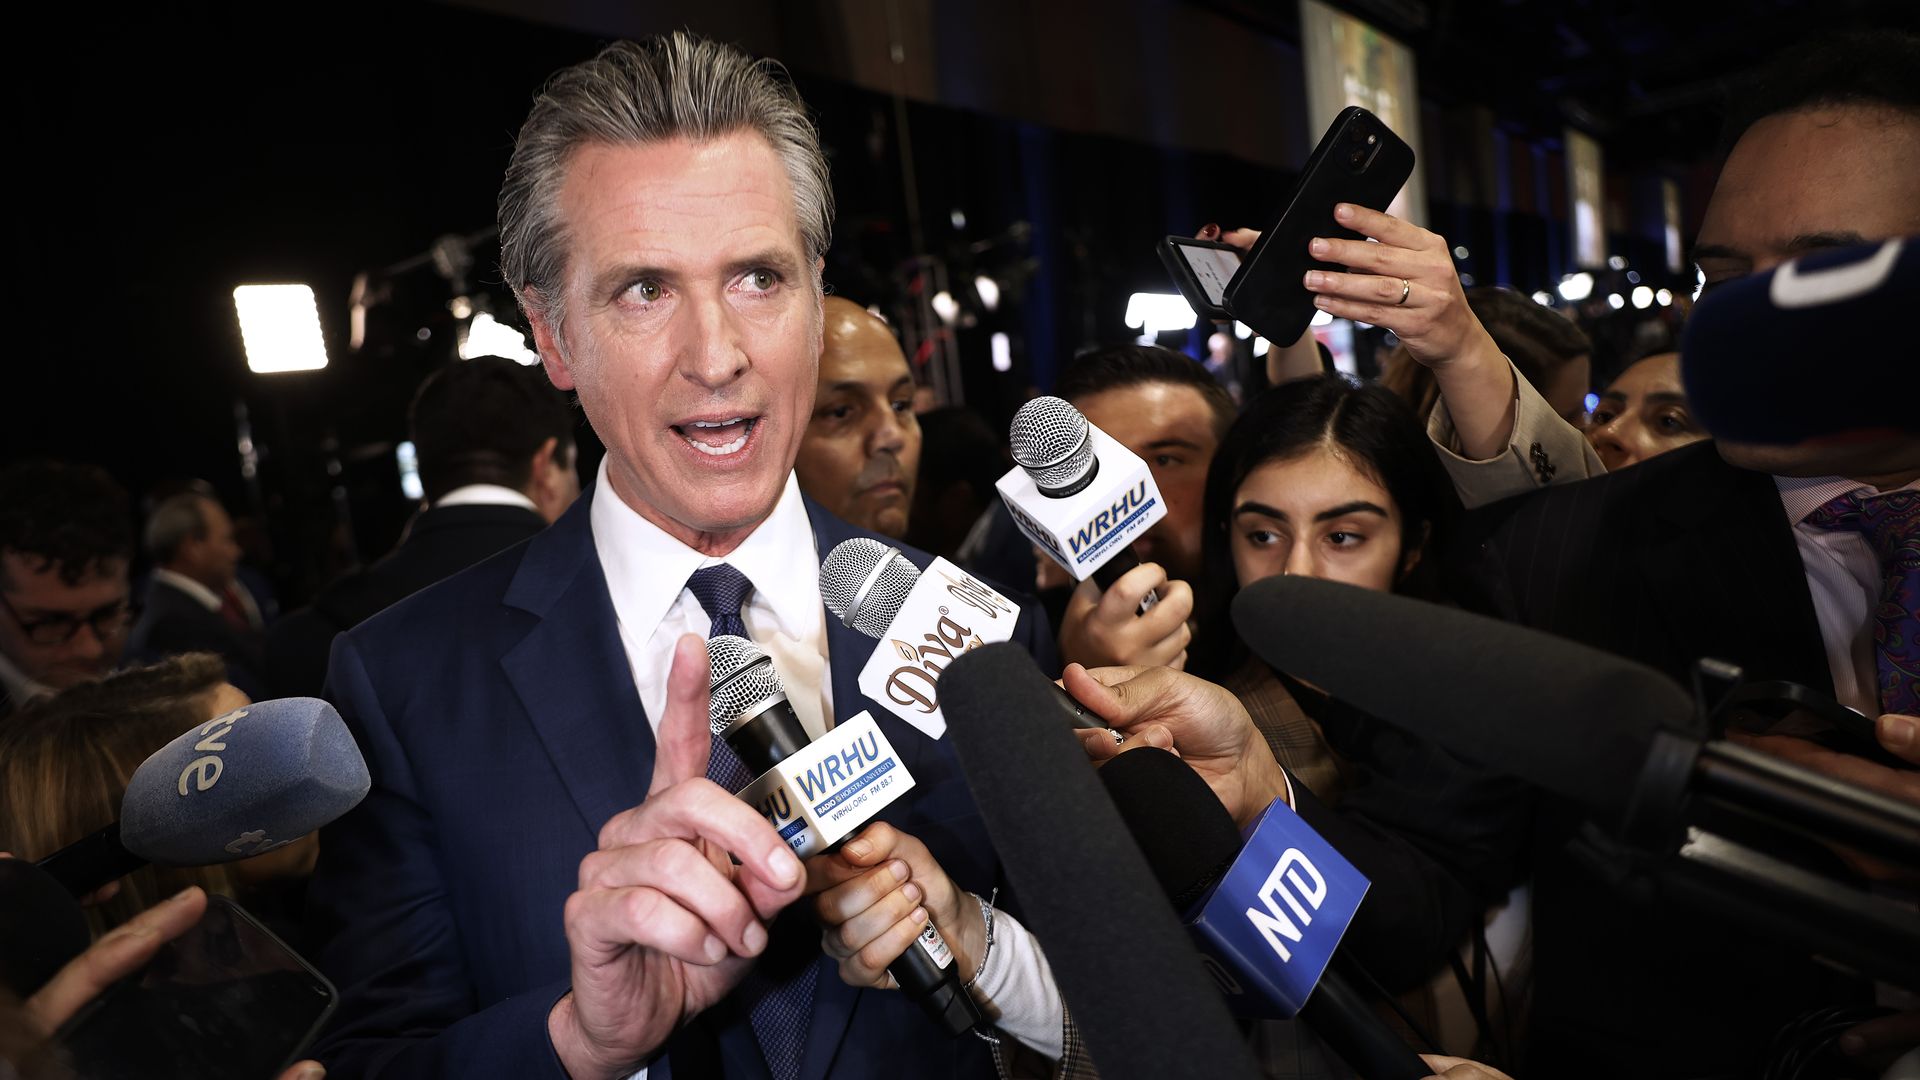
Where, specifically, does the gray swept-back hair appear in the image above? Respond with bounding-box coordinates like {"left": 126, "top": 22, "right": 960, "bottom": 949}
{"left": 498, "top": 32, "right": 833, "bottom": 332}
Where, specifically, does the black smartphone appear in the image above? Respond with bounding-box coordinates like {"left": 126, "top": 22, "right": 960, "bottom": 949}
{"left": 1225, "top": 106, "right": 1415, "bottom": 346}
{"left": 1157, "top": 236, "right": 1243, "bottom": 322}
{"left": 51, "top": 896, "right": 337, "bottom": 1080}
{"left": 1717, "top": 680, "right": 1903, "bottom": 767}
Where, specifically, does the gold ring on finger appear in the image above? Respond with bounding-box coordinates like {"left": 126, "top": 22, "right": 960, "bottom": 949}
{"left": 1396, "top": 278, "right": 1411, "bottom": 305}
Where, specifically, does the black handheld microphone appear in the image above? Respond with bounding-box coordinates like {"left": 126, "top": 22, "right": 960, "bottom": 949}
{"left": 940, "top": 642, "right": 1266, "bottom": 1080}
{"left": 1100, "top": 746, "right": 1431, "bottom": 1080}
{"left": 705, "top": 635, "right": 985, "bottom": 1036}
{"left": 1004, "top": 396, "right": 1162, "bottom": 614}
{"left": 35, "top": 697, "right": 372, "bottom": 897}
{"left": 818, "top": 536, "right": 1111, "bottom": 732}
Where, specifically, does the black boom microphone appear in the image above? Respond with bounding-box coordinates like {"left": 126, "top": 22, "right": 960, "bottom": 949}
{"left": 940, "top": 643, "right": 1263, "bottom": 1080}
{"left": 1231, "top": 575, "right": 1920, "bottom": 984}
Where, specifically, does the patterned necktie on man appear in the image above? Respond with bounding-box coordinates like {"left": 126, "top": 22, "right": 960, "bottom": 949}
{"left": 684, "top": 563, "right": 816, "bottom": 1080}
{"left": 1805, "top": 489, "right": 1920, "bottom": 716}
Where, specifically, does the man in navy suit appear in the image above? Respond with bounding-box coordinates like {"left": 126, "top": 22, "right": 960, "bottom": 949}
{"left": 305, "top": 33, "right": 1072, "bottom": 1080}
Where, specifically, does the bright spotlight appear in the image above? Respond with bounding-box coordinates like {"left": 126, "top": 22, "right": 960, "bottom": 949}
{"left": 234, "top": 284, "right": 329, "bottom": 374}
{"left": 974, "top": 275, "right": 1001, "bottom": 312}
{"left": 931, "top": 290, "right": 960, "bottom": 325}
{"left": 1607, "top": 293, "right": 1626, "bottom": 310}
{"left": 1123, "top": 292, "right": 1198, "bottom": 338}
{"left": 1531, "top": 291, "right": 1554, "bottom": 306}
{"left": 1631, "top": 286, "right": 1654, "bottom": 310}
{"left": 1557, "top": 273, "right": 1594, "bottom": 302}
{"left": 990, "top": 332, "right": 1012, "bottom": 372}
{"left": 461, "top": 312, "right": 540, "bottom": 365}
{"left": 1655, "top": 288, "right": 1673, "bottom": 307}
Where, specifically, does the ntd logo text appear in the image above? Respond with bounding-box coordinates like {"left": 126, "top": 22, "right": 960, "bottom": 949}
{"left": 1244, "top": 849, "right": 1328, "bottom": 963}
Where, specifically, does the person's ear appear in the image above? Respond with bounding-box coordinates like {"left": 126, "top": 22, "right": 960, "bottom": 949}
{"left": 523, "top": 294, "right": 575, "bottom": 392}
{"left": 527, "top": 436, "right": 559, "bottom": 496}
{"left": 1396, "top": 521, "right": 1432, "bottom": 583}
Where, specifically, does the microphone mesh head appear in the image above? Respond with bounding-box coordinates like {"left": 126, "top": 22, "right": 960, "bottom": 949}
{"left": 707, "top": 634, "right": 784, "bottom": 736}
{"left": 820, "top": 538, "right": 921, "bottom": 639}
{"left": 1008, "top": 396, "right": 1095, "bottom": 495}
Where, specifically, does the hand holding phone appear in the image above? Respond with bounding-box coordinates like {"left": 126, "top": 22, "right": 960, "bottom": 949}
{"left": 48, "top": 891, "right": 335, "bottom": 1080}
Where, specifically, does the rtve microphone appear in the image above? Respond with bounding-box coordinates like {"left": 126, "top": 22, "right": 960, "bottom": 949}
{"left": 36, "top": 697, "right": 372, "bottom": 897}
{"left": 819, "top": 536, "right": 1109, "bottom": 733}
{"left": 705, "top": 635, "right": 985, "bottom": 1037}
{"left": 999, "top": 397, "right": 1166, "bottom": 614}
{"left": 1100, "top": 747, "right": 1430, "bottom": 1080}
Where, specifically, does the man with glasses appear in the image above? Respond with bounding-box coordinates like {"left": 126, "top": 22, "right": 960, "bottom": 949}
{"left": 0, "top": 462, "right": 136, "bottom": 720}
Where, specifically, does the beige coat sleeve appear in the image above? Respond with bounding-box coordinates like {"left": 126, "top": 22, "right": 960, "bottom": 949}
{"left": 1426, "top": 358, "right": 1605, "bottom": 509}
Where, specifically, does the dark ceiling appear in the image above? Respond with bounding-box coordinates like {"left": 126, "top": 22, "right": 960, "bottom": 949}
{"left": 1198, "top": 0, "right": 1919, "bottom": 166}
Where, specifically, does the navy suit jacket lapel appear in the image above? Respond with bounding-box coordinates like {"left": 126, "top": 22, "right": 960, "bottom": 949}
{"left": 1635, "top": 444, "right": 1833, "bottom": 700}
{"left": 499, "top": 486, "right": 656, "bottom": 837}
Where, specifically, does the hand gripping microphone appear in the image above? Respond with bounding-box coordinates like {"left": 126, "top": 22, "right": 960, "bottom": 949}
{"left": 998, "top": 396, "right": 1166, "bottom": 613}
{"left": 35, "top": 697, "right": 373, "bottom": 897}
{"left": 705, "top": 635, "right": 985, "bottom": 1037}
{"left": 938, "top": 642, "right": 1264, "bottom": 1080}
{"left": 1100, "top": 747, "right": 1431, "bottom": 1080}
{"left": 819, "top": 536, "right": 1110, "bottom": 735}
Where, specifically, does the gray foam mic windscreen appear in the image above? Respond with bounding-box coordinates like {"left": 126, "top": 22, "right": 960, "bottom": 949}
{"left": 120, "top": 697, "right": 371, "bottom": 865}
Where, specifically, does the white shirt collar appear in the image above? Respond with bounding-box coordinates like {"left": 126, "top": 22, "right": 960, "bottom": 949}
{"left": 432, "top": 484, "right": 540, "bottom": 513}
{"left": 590, "top": 456, "right": 821, "bottom": 650}
{"left": 150, "top": 568, "right": 223, "bottom": 612}
{"left": 1776, "top": 474, "right": 1920, "bottom": 525}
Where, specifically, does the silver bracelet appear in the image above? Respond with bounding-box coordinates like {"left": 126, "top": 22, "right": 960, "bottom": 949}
{"left": 962, "top": 888, "right": 998, "bottom": 991}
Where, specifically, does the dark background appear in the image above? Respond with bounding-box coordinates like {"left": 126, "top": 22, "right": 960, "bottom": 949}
{"left": 9, "top": 0, "right": 1913, "bottom": 605}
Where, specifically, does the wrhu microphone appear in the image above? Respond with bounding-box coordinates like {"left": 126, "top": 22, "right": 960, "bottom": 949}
{"left": 705, "top": 635, "right": 985, "bottom": 1036}
{"left": 1000, "top": 396, "right": 1167, "bottom": 615}
{"left": 819, "top": 536, "right": 1110, "bottom": 733}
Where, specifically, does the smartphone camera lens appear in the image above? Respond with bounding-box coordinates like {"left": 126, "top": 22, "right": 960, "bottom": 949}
{"left": 1366, "top": 134, "right": 1378, "bottom": 146}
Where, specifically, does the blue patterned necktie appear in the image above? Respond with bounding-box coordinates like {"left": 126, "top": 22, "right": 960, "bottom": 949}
{"left": 682, "top": 563, "right": 815, "bottom": 1079}
{"left": 1804, "top": 489, "right": 1920, "bottom": 716}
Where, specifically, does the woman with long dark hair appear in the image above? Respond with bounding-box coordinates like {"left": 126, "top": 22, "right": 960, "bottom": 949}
{"left": 1193, "top": 376, "right": 1463, "bottom": 800}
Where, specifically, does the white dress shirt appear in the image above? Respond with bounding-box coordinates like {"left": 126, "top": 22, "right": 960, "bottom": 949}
{"left": 586, "top": 457, "right": 1064, "bottom": 1060}
{"left": 433, "top": 483, "right": 540, "bottom": 513}
{"left": 150, "top": 567, "right": 224, "bottom": 612}
{"left": 1776, "top": 475, "right": 1920, "bottom": 717}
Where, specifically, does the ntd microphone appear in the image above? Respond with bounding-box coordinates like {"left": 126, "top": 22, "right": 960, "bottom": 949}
{"left": 998, "top": 397, "right": 1165, "bottom": 609}
{"left": 37, "top": 698, "right": 372, "bottom": 897}
{"left": 1102, "top": 748, "right": 1427, "bottom": 1080}
{"left": 821, "top": 537, "right": 1107, "bottom": 739}
{"left": 705, "top": 636, "right": 983, "bottom": 1037}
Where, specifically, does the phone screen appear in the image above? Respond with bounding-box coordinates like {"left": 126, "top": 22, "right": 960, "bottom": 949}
{"left": 54, "top": 897, "right": 336, "bottom": 1080}
{"left": 1177, "top": 242, "right": 1242, "bottom": 306}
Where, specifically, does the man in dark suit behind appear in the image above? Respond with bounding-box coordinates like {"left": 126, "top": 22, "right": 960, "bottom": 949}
{"left": 265, "top": 356, "right": 580, "bottom": 699}
{"left": 1444, "top": 31, "right": 1920, "bottom": 1078}
{"left": 129, "top": 491, "right": 267, "bottom": 698}
{"left": 304, "top": 33, "right": 1080, "bottom": 1080}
